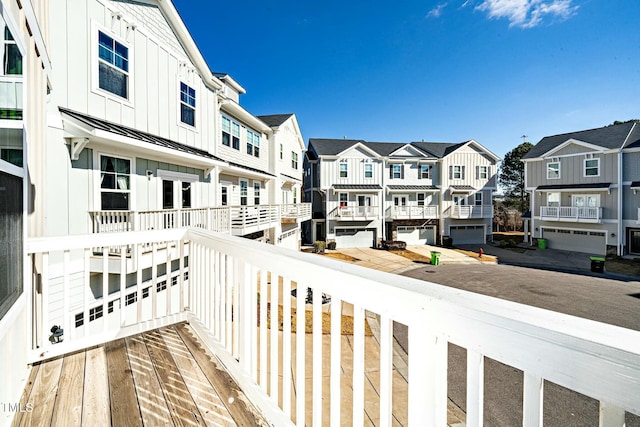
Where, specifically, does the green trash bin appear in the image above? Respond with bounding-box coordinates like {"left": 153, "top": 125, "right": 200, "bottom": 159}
{"left": 538, "top": 238, "right": 547, "bottom": 249}
{"left": 590, "top": 256, "right": 605, "bottom": 273}
{"left": 430, "top": 251, "right": 441, "bottom": 265}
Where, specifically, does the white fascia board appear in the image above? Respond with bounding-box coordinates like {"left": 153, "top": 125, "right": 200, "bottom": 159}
{"left": 217, "top": 74, "right": 246, "bottom": 94}
{"left": 218, "top": 163, "right": 275, "bottom": 181}
{"left": 21, "top": 1, "right": 52, "bottom": 76}
{"left": 156, "top": 1, "right": 222, "bottom": 92}
{"left": 289, "top": 114, "right": 306, "bottom": 150}
{"left": 335, "top": 142, "right": 380, "bottom": 159}
{"left": 220, "top": 101, "right": 272, "bottom": 134}
{"left": 622, "top": 147, "right": 640, "bottom": 153}
{"left": 388, "top": 143, "right": 423, "bottom": 158}
{"left": 542, "top": 138, "right": 609, "bottom": 158}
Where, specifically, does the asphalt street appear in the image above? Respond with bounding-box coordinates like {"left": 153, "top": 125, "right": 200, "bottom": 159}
{"left": 393, "top": 262, "right": 640, "bottom": 427}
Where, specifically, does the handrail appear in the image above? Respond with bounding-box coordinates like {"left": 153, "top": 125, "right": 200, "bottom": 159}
{"left": 27, "top": 228, "right": 640, "bottom": 425}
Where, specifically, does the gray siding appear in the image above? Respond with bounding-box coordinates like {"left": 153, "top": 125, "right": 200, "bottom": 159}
{"left": 623, "top": 152, "right": 640, "bottom": 181}
{"left": 526, "top": 152, "right": 618, "bottom": 187}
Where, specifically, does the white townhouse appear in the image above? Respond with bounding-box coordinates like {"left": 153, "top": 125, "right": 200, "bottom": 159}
{"left": 0, "top": 0, "right": 51, "bottom": 421}
{"left": 304, "top": 138, "right": 499, "bottom": 248}
{"left": 523, "top": 122, "right": 640, "bottom": 256}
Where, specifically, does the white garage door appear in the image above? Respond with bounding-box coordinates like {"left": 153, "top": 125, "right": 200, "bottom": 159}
{"left": 542, "top": 229, "right": 606, "bottom": 255}
{"left": 397, "top": 226, "right": 436, "bottom": 245}
{"left": 450, "top": 225, "right": 485, "bottom": 245}
{"left": 279, "top": 230, "right": 299, "bottom": 251}
{"left": 335, "top": 228, "right": 375, "bottom": 249}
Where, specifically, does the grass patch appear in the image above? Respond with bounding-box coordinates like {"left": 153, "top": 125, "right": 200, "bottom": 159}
{"left": 492, "top": 232, "right": 524, "bottom": 244}
{"left": 604, "top": 258, "right": 640, "bottom": 277}
{"left": 259, "top": 304, "right": 373, "bottom": 336}
{"left": 389, "top": 249, "right": 432, "bottom": 264}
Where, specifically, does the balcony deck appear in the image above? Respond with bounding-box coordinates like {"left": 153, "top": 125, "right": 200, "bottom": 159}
{"left": 12, "top": 323, "right": 267, "bottom": 427}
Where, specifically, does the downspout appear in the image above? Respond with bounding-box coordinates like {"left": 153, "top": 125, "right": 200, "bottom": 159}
{"left": 617, "top": 149, "right": 623, "bottom": 256}
{"left": 381, "top": 157, "right": 386, "bottom": 243}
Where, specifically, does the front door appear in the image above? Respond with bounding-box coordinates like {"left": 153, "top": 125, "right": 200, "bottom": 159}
{"left": 358, "top": 195, "right": 372, "bottom": 215}
{"left": 629, "top": 229, "right": 640, "bottom": 255}
{"left": 453, "top": 195, "right": 466, "bottom": 205}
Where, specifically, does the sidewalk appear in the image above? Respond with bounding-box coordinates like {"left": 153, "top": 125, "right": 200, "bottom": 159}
{"left": 406, "top": 244, "right": 481, "bottom": 265}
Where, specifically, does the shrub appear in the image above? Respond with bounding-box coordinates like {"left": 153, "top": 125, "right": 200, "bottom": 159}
{"left": 313, "top": 241, "right": 326, "bottom": 253}
{"left": 327, "top": 241, "right": 336, "bottom": 250}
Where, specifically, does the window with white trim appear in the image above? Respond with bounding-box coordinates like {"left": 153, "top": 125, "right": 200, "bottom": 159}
{"left": 364, "top": 163, "right": 373, "bottom": 179}
{"left": 391, "top": 164, "right": 402, "bottom": 179}
{"left": 98, "top": 31, "right": 129, "bottom": 99}
{"left": 474, "top": 192, "right": 483, "bottom": 206}
{"left": 419, "top": 164, "right": 431, "bottom": 179}
{"left": 293, "top": 187, "right": 297, "bottom": 204}
{"left": 221, "top": 186, "right": 228, "bottom": 206}
{"left": 240, "top": 180, "right": 248, "bottom": 206}
{"left": 254, "top": 181, "right": 260, "bottom": 205}
{"left": 2, "top": 22, "right": 21, "bottom": 75}
{"left": 280, "top": 143, "right": 283, "bottom": 160}
{"left": 572, "top": 194, "right": 599, "bottom": 208}
{"left": 292, "top": 151, "right": 299, "bottom": 169}
{"left": 339, "top": 192, "right": 348, "bottom": 208}
{"left": 417, "top": 193, "right": 425, "bottom": 206}
{"left": 100, "top": 155, "right": 130, "bottom": 210}
{"left": 222, "top": 117, "right": 231, "bottom": 147}
{"left": 179, "top": 82, "right": 196, "bottom": 126}
{"left": 339, "top": 161, "right": 348, "bottom": 178}
{"left": 478, "top": 165, "right": 488, "bottom": 179}
{"left": 247, "top": 130, "right": 260, "bottom": 157}
{"left": 547, "top": 161, "right": 560, "bottom": 179}
{"left": 451, "top": 165, "right": 464, "bottom": 179}
{"left": 547, "top": 192, "right": 560, "bottom": 207}
{"left": 584, "top": 158, "right": 599, "bottom": 177}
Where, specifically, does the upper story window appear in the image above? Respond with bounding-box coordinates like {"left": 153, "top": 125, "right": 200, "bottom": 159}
{"left": 222, "top": 117, "right": 240, "bottom": 149}
{"left": 450, "top": 165, "right": 465, "bottom": 180}
{"left": 339, "top": 161, "right": 348, "bottom": 178}
{"left": 247, "top": 130, "right": 260, "bottom": 157}
{"left": 474, "top": 192, "right": 483, "bottom": 206}
{"left": 390, "top": 164, "right": 403, "bottom": 179}
{"left": 547, "top": 161, "right": 560, "bottom": 179}
{"left": 584, "top": 158, "right": 599, "bottom": 177}
{"left": 477, "top": 165, "right": 488, "bottom": 180}
{"left": 292, "top": 152, "right": 299, "bottom": 169}
{"left": 419, "top": 164, "right": 431, "bottom": 179}
{"left": 280, "top": 143, "right": 283, "bottom": 160}
{"left": 98, "top": 31, "right": 129, "bottom": 99}
{"left": 100, "top": 155, "right": 130, "bottom": 210}
{"left": 364, "top": 163, "right": 373, "bottom": 179}
{"left": 2, "top": 25, "right": 21, "bottom": 75}
{"left": 180, "top": 83, "right": 196, "bottom": 127}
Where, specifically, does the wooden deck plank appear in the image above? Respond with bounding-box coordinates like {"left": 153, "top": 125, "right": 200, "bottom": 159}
{"left": 11, "top": 364, "right": 40, "bottom": 427}
{"left": 161, "top": 327, "right": 236, "bottom": 427}
{"left": 143, "top": 329, "right": 205, "bottom": 427}
{"left": 105, "top": 339, "right": 143, "bottom": 427}
{"left": 125, "top": 334, "right": 174, "bottom": 427}
{"left": 19, "top": 357, "right": 63, "bottom": 427}
{"left": 82, "top": 346, "right": 110, "bottom": 427}
{"left": 50, "top": 351, "right": 85, "bottom": 427}
{"left": 175, "top": 323, "right": 268, "bottom": 427}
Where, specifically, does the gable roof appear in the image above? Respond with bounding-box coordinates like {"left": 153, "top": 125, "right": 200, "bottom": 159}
{"left": 365, "top": 142, "right": 407, "bottom": 156}
{"left": 410, "top": 141, "right": 467, "bottom": 158}
{"left": 523, "top": 122, "right": 638, "bottom": 159}
{"left": 257, "top": 114, "right": 294, "bottom": 127}
{"left": 308, "top": 139, "right": 367, "bottom": 156}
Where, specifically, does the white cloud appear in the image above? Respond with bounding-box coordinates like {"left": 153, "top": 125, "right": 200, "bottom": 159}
{"left": 427, "top": 3, "right": 448, "bottom": 19}
{"left": 475, "top": 0, "right": 578, "bottom": 28}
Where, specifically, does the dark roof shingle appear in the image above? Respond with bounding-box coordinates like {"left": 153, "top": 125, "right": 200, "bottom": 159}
{"left": 257, "top": 114, "right": 293, "bottom": 127}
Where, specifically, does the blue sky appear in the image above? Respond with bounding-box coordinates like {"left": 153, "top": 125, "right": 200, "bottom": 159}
{"left": 173, "top": 0, "right": 640, "bottom": 159}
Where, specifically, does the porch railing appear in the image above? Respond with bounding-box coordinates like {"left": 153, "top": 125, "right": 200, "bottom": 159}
{"left": 448, "top": 204, "right": 493, "bottom": 219}
{"left": 0, "top": 76, "right": 23, "bottom": 111}
{"left": 333, "top": 205, "right": 379, "bottom": 220}
{"left": 280, "top": 203, "right": 312, "bottom": 221}
{"left": 540, "top": 206, "right": 602, "bottom": 222}
{"left": 26, "top": 228, "right": 640, "bottom": 427}
{"left": 386, "top": 205, "right": 439, "bottom": 219}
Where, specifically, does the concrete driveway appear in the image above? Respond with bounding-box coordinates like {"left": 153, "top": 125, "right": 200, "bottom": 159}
{"left": 334, "top": 247, "right": 416, "bottom": 273}
{"left": 406, "top": 244, "right": 481, "bottom": 265}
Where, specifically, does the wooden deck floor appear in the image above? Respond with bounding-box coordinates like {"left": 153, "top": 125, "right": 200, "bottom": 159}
{"left": 12, "top": 323, "right": 268, "bottom": 427}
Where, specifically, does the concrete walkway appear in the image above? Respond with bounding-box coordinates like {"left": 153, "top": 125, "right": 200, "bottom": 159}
{"left": 333, "top": 247, "right": 418, "bottom": 273}
{"left": 406, "top": 244, "right": 481, "bottom": 265}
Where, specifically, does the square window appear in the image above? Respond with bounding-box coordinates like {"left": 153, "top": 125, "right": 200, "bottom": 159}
{"left": 584, "top": 158, "right": 599, "bottom": 177}
{"left": 547, "top": 162, "right": 560, "bottom": 179}
{"left": 89, "top": 305, "right": 103, "bottom": 321}
{"left": 452, "top": 165, "right": 463, "bottom": 179}
{"left": 180, "top": 82, "right": 196, "bottom": 126}
{"left": 547, "top": 192, "right": 560, "bottom": 207}
{"left": 97, "top": 31, "right": 129, "bottom": 99}
{"left": 478, "top": 166, "right": 488, "bottom": 179}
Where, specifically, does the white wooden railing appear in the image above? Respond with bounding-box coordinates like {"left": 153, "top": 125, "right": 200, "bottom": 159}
{"left": 90, "top": 203, "right": 311, "bottom": 236}
{"left": 26, "top": 228, "right": 640, "bottom": 427}
{"left": 448, "top": 205, "right": 493, "bottom": 219}
{"left": 540, "top": 206, "right": 602, "bottom": 222}
{"left": 333, "top": 205, "right": 378, "bottom": 220}
{"left": 387, "top": 205, "right": 439, "bottom": 219}
{"left": 280, "top": 203, "right": 312, "bottom": 221}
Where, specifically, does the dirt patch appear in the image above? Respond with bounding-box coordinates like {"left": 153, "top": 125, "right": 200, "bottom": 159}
{"left": 260, "top": 304, "right": 373, "bottom": 336}
{"left": 389, "top": 249, "right": 432, "bottom": 264}
{"left": 492, "top": 232, "right": 525, "bottom": 244}
{"left": 453, "top": 249, "right": 498, "bottom": 263}
{"left": 321, "top": 251, "right": 360, "bottom": 262}
{"left": 605, "top": 258, "right": 640, "bottom": 277}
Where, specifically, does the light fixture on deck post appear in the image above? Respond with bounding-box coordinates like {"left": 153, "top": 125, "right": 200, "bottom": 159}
{"left": 50, "top": 325, "right": 64, "bottom": 344}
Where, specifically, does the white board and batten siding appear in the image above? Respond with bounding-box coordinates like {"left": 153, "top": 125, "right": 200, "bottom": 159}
{"left": 52, "top": 0, "right": 218, "bottom": 154}
{"left": 320, "top": 146, "right": 384, "bottom": 188}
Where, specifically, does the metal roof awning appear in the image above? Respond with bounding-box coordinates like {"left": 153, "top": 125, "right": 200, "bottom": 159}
{"left": 630, "top": 181, "right": 640, "bottom": 193}
{"left": 332, "top": 184, "right": 382, "bottom": 192}
{"left": 536, "top": 183, "right": 612, "bottom": 193}
{"left": 449, "top": 185, "right": 476, "bottom": 193}
{"left": 387, "top": 185, "right": 439, "bottom": 192}
{"left": 59, "top": 107, "right": 226, "bottom": 175}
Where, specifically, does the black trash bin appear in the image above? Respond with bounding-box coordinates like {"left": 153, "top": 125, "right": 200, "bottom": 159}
{"left": 590, "top": 256, "right": 605, "bottom": 273}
